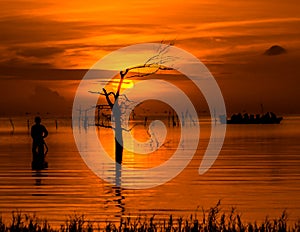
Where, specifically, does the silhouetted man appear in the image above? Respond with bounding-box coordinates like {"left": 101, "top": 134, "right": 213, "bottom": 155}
{"left": 31, "top": 116, "right": 48, "bottom": 169}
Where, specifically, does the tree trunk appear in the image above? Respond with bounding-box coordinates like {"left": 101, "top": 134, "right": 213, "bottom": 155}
{"left": 115, "top": 134, "right": 123, "bottom": 164}
{"left": 114, "top": 105, "right": 123, "bottom": 164}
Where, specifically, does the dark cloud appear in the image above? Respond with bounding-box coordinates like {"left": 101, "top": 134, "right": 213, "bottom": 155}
{"left": 0, "top": 80, "right": 71, "bottom": 115}
{"left": 0, "top": 65, "right": 117, "bottom": 81}
{"left": 14, "top": 46, "right": 65, "bottom": 58}
{"left": 0, "top": 15, "right": 158, "bottom": 70}
{"left": 0, "top": 16, "right": 156, "bottom": 45}
{"left": 0, "top": 57, "right": 53, "bottom": 69}
{"left": 264, "top": 45, "right": 287, "bottom": 56}
{"left": 0, "top": 43, "right": 130, "bottom": 72}
{"left": 51, "top": 43, "right": 131, "bottom": 53}
{"left": 0, "top": 17, "right": 75, "bottom": 44}
{"left": 0, "top": 67, "right": 86, "bottom": 80}
{"left": 28, "top": 85, "right": 70, "bottom": 114}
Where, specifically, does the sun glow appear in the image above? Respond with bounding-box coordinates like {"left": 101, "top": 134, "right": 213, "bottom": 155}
{"left": 112, "top": 79, "right": 135, "bottom": 90}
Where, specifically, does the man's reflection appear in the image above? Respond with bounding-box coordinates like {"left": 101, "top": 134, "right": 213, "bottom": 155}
{"left": 32, "top": 170, "right": 47, "bottom": 186}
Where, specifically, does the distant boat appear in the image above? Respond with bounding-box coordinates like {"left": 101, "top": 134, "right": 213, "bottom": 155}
{"left": 220, "top": 112, "right": 283, "bottom": 124}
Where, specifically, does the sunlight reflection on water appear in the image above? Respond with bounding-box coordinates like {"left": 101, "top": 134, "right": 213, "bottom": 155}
{"left": 0, "top": 116, "right": 300, "bottom": 226}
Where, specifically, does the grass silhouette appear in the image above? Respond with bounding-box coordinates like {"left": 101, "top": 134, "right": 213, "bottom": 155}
{"left": 1, "top": 202, "right": 299, "bottom": 232}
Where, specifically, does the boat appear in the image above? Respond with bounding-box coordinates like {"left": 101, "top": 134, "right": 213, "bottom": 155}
{"left": 219, "top": 112, "right": 283, "bottom": 124}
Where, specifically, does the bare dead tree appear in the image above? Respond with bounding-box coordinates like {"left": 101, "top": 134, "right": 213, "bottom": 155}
{"left": 89, "top": 43, "right": 174, "bottom": 164}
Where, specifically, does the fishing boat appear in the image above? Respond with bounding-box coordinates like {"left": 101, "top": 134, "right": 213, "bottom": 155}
{"left": 220, "top": 112, "right": 283, "bottom": 124}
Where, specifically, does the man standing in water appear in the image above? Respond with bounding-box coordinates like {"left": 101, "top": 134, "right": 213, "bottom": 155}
{"left": 31, "top": 116, "right": 48, "bottom": 169}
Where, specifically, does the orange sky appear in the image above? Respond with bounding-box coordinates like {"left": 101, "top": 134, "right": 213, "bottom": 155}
{"left": 0, "top": 0, "right": 300, "bottom": 115}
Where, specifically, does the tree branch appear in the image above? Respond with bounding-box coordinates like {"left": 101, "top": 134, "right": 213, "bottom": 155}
{"left": 102, "top": 88, "right": 114, "bottom": 108}
{"left": 95, "top": 123, "right": 114, "bottom": 129}
{"left": 121, "top": 122, "right": 143, "bottom": 132}
{"left": 89, "top": 90, "right": 116, "bottom": 98}
{"left": 88, "top": 90, "right": 102, "bottom": 95}
{"left": 119, "top": 43, "right": 174, "bottom": 79}
{"left": 119, "top": 94, "right": 135, "bottom": 103}
{"left": 126, "top": 65, "right": 173, "bottom": 78}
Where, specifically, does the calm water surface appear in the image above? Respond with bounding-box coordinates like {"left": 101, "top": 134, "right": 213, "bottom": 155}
{"left": 0, "top": 116, "right": 300, "bottom": 226}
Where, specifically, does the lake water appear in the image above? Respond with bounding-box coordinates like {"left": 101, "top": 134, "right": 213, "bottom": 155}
{"left": 0, "top": 116, "right": 300, "bottom": 226}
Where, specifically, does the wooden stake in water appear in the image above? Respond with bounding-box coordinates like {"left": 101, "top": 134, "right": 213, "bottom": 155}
{"left": 9, "top": 118, "right": 15, "bottom": 135}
